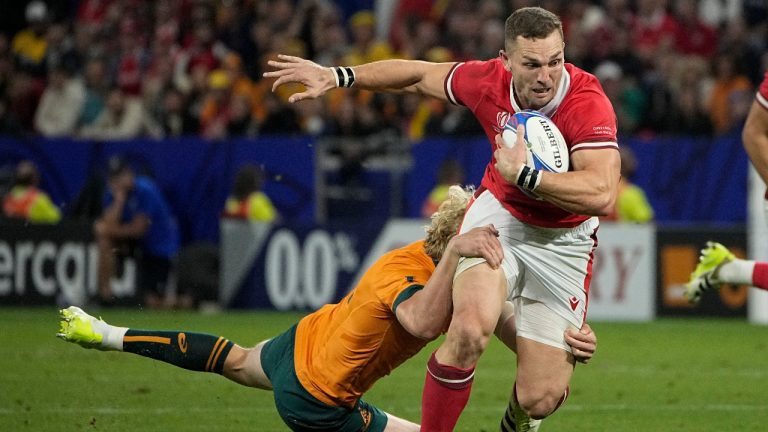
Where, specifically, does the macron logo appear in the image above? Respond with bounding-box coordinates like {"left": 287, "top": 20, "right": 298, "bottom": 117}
{"left": 569, "top": 296, "right": 580, "bottom": 311}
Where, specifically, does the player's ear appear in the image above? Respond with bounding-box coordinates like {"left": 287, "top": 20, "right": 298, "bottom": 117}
{"left": 499, "top": 50, "right": 512, "bottom": 71}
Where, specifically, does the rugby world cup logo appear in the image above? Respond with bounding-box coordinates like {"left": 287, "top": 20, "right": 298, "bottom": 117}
{"left": 494, "top": 111, "right": 511, "bottom": 133}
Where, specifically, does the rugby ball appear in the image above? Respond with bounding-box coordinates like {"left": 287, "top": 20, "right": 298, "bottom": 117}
{"left": 501, "top": 110, "right": 569, "bottom": 174}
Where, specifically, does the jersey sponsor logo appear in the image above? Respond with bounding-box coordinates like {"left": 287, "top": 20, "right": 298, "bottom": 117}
{"left": 569, "top": 296, "right": 580, "bottom": 311}
{"left": 178, "top": 332, "right": 188, "bottom": 353}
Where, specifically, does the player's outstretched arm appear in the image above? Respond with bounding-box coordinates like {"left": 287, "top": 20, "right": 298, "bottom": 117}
{"left": 396, "top": 225, "right": 503, "bottom": 340}
{"left": 743, "top": 98, "right": 768, "bottom": 186}
{"left": 263, "top": 54, "right": 455, "bottom": 103}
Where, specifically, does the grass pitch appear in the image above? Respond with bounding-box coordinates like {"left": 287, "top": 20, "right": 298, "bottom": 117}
{"left": 2, "top": 307, "right": 768, "bottom": 431}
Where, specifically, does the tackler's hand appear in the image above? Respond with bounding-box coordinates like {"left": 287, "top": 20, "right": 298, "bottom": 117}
{"left": 450, "top": 224, "right": 503, "bottom": 269}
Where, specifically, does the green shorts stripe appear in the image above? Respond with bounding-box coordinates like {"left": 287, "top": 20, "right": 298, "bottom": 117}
{"left": 260, "top": 324, "right": 388, "bottom": 432}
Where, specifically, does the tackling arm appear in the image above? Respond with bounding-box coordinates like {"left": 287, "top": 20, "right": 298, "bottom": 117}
{"left": 742, "top": 100, "right": 768, "bottom": 186}
{"left": 396, "top": 225, "right": 503, "bottom": 340}
{"left": 263, "top": 54, "right": 454, "bottom": 103}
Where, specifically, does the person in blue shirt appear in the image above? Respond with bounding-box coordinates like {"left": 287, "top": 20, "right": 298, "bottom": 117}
{"left": 94, "top": 156, "right": 179, "bottom": 308}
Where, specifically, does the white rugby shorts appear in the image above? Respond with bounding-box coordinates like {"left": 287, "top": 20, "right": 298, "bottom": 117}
{"left": 455, "top": 189, "right": 599, "bottom": 351}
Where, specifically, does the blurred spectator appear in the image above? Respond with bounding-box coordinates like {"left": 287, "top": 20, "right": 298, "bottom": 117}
{"left": 79, "top": 87, "right": 150, "bottom": 140}
{"left": 7, "top": 69, "right": 45, "bottom": 132}
{"left": 631, "top": 0, "right": 679, "bottom": 66}
{"left": 79, "top": 58, "right": 108, "bottom": 128}
{"left": 476, "top": 20, "right": 504, "bottom": 61}
{"left": 142, "top": 32, "right": 178, "bottom": 123}
{"left": 716, "top": 16, "right": 763, "bottom": 85}
{"left": 699, "top": 0, "right": 741, "bottom": 28}
{"left": 344, "top": 11, "right": 395, "bottom": 65}
{"left": 671, "top": 0, "right": 717, "bottom": 58}
{"left": 442, "top": 6, "right": 481, "bottom": 61}
{"left": 421, "top": 159, "right": 465, "bottom": 218}
{"left": 258, "top": 90, "right": 302, "bottom": 135}
{"left": 325, "top": 91, "right": 380, "bottom": 137}
{"left": 2, "top": 160, "right": 61, "bottom": 224}
{"left": 671, "top": 86, "right": 713, "bottom": 136}
{"left": 590, "top": 0, "right": 635, "bottom": 63}
{"left": 594, "top": 61, "right": 646, "bottom": 135}
{"left": 0, "top": 34, "right": 13, "bottom": 95}
{"left": 640, "top": 52, "right": 678, "bottom": 134}
{"left": 11, "top": 0, "right": 50, "bottom": 78}
{"left": 707, "top": 53, "right": 753, "bottom": 134}
{"left": 94, "top": 156, "right": 179, "bottom": 307}
{"left": 221, "top": 53, "right": 260, "bottom": 126}
{"left": 604, "top": 147, "right": 654, "bottom": 223}
{"left": 668, "top": 56, "right": 713, "bottom": 135}
{"left": 175, "top": 20, "right": 221, "bottom": 91}
{"left": 199, "top": 68, "right": 236, "bottom": 139}
{"left": 400, "top": 19, "right": 442, "bottom": 61}
{"left": 43, "top": 22, "right": 80, "bottom": 75}
{"left": 223, "top": 163, "right": 279, "bottom": 223}
{"left": 388, "top": 0, "right": 440, "bottom": 52}
{"left": 76, "top": 0, "right": 112, "bottom": 30}
{"left": 0, "top": 98, "right": 23, "bottom": 136}
{"left": 34, "top": 65, "right": 85, "bottom": 137}
{"left": 114, "top": 18, "right": 149, "bottom": 97}
{"left": 154, "top": 87, "right": 198, "bottom": 138}
{"left": 227, "top": 93, "right": 256, "bottom": 136}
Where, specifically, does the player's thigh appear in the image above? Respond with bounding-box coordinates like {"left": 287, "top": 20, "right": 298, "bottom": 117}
{"left": 515, "top": 336, "right": 574, "bottom": 395}
{"left": 513, "top": 299, "right": 575, "bottom": 409}
{"left": 224, "top": 340, "right": 272, "bottom": 389}
{"left": 452, "top": 263, "right": 507, "bottom": 332}
{"left": 243, "top": 340, "right": 272, "bottom": 389}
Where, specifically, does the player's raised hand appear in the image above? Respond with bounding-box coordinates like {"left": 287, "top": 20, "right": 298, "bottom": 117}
{"left": 565, "top": 323, "right": 596, "bottom": 364}
{"left": 263, "top": 54, "right": 336, "bottom": 103}
{"left": 450, "top": 224, "right": 503, "bottom": 269}
{"left": 493, "top": 125, "right": 527, "bottom": 183}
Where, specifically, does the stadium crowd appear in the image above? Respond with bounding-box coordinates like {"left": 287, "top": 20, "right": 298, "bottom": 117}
{"left": 0, "top": 0, "right": 766, "bottom": 142}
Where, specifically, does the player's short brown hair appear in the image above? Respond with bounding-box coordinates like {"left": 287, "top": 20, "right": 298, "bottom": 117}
{"left": 423, "top": 185, "right": 473, "bottom": 261}
{"left": 504, "top": 7, "right": 563, "bottom": 48}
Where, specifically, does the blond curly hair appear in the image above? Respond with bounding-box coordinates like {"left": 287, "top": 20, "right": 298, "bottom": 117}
{"left": 423, "top": 185, "right": 474, "bottom": 261}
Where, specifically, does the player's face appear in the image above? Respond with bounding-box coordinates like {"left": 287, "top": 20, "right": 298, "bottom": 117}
{"left": 501, "top": 31, "right": 565, "bottom": 110}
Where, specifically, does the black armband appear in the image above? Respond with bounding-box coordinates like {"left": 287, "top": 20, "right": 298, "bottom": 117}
{"left": 333, "top": 66, "right": 356, "bottom": 88}
{"left": 515, "top": 164, "right": 542, "bottom": 191}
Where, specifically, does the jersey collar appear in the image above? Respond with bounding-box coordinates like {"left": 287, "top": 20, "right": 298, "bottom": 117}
{"left": 509, "top": 65, "right": 571, "bottom": 117}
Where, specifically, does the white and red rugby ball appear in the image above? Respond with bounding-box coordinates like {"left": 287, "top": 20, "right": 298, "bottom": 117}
{"left": 501, "top": 110, "right": 569, "bottom": 174}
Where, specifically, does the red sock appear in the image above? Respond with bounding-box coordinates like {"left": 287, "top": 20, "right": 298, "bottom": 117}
{"left": 420, "top": 351, "right": 475, "bottom": 431}
{"left": 753, "top": 262, "right": 768, "bottom": 290}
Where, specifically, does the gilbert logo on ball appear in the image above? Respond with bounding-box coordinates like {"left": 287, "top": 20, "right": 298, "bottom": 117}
{"left": 502, "top": 110, "right": 569, "bottom": 174}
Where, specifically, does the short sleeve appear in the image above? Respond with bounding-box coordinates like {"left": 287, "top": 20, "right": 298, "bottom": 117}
{"left": 447, "top": 60, "right": 501, "bottom": 109}
{"left": 559, "top": 80, "right": 618, "bottom": 151}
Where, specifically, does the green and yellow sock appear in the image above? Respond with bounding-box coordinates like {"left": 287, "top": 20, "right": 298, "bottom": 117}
{"left": 123, "top": 330, "right": 234, "bottom": 374}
